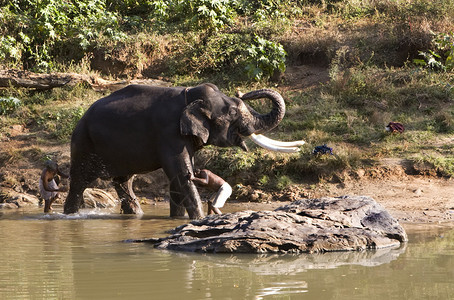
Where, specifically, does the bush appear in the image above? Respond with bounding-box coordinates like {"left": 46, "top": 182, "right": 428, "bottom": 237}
{"left": 0, "top": 97, "right": 21, "bottom": 115}
{"left": 414, "top": 32, "right": 454, "bottom": 71}
{"left": 171, "top": 33, "right": 249, "bottom": 76}
{"left": 37, "top": 107, "right": 86, "bottom": 141}
{"left": 152, "top": 0, "right": 236, "bottom": 31}
{"left": 167, "top": 33, "right": 287, "bottom": 81}
{"left": 244, "top": 36, "right": 287, "bottom": 81}
{"left": 1, "top": 0, "right": 125, "bottom": 71}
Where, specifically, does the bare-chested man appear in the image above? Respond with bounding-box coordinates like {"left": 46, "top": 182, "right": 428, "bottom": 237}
{"left": 190, "top": 169, "right": 232, "bottom": 215}
{"left": 39, "top": 160, "right": 69, "bottom": 213}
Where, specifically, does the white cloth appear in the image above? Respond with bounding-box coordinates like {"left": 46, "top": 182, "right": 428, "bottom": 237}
{"left": 39, "top": 178, "right": 58, "bottom": 200}
{"left": 210, "top": 182, "right": 232, "bottom": 208}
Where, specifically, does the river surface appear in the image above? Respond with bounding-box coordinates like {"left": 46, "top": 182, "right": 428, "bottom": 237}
{"left": 0, "top": 203, "right": 453, "bottom": 300}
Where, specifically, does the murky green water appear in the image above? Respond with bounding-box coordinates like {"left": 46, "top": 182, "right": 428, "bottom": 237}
{"left": 0, "top": 203, "right": 453, "bottom": 300}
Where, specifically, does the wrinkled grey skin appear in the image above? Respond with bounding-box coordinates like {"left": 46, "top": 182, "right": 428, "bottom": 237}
{"left": 64, "top": 83, "right": 285, "bottom": 219}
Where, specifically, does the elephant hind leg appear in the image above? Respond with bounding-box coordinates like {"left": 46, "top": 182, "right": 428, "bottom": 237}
{"left": 113, "top": 175, "right": 143, "bottom": 215}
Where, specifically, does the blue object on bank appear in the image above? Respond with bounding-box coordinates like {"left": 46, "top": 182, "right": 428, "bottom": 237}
{"left": 312, "top": 144, "right": 333, "bottom": 155}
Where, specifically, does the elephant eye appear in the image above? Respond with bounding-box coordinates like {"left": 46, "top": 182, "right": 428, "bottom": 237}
{"left": 229, "top": 108, "right": 237, "bottom": 117}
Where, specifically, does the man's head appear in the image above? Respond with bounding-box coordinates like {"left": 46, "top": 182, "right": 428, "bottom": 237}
{"left": 45, "top": 160, "right": 58, "bottom": 172}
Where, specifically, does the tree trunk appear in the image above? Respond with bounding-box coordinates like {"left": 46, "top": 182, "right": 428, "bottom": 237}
{"left": 0, "top": 69, "right": 170, "bottom": 91}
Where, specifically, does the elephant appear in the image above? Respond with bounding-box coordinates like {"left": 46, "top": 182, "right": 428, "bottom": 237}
{"left": 63, "top": 83, "right": 285, "bottom": 219}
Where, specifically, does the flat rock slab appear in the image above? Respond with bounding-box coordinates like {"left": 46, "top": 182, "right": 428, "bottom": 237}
{"left": 138, "top": 196, "right": 408, "bottom": 253}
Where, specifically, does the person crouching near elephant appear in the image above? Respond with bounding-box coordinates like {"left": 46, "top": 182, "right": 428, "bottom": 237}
{"left": 39, "top": 160, "right": 69, "bottom": 213}
{"left": 190, "top": 169, "right": 232, "bottom": 215}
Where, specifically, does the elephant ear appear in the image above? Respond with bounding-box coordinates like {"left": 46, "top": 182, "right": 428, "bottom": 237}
{"left": 180, "top": 99, "right": 211, "bottom": 143}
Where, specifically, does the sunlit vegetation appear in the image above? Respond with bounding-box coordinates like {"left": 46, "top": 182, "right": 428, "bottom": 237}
{"left": 1, "top": 0, "right": 454, "bottom": 189}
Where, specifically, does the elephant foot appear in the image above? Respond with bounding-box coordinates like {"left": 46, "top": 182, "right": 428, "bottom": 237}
{"left": 63, "top": 205, "right": 79, "bottom": 214}
{"left": 170, "top": 201, "right": 186, "bottom": 218}
{"left": 120, "top": 198, "right": 143, "bottom": 215}
{"left": 187, "top": 209, "right": 204, "bottom": 220}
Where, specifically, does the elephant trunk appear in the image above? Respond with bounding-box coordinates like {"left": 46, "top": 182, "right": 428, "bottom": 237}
{"left": 240, "top": 89, "right": 286, "bottom": 135}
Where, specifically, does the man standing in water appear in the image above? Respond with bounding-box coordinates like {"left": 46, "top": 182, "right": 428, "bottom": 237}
{"left": 190, "top": 169, "right": 232, "bottom": 215}
{"left": 39, "top": 160, "right": 69, "bottom": 213}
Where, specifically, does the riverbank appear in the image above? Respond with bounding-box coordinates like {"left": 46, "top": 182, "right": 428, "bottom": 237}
{"left": 225, "top": 175, "right": 454, "bottom": 225}
{"left": 1, "top": 122, "right": 452, "bottom": 224}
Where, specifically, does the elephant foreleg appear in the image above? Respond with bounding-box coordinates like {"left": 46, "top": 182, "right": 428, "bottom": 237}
{"left": 64, "top": 161, "right": 95, "bottom": 214}
{"left": 184, "top": 176, "right": 205, "bottom": 219}
{"left": 169, "top": 173, "right": 192, "bottom": 217}
{"left": 167, "top": 171, "right": 204, "bottom": 219}
{"left": 64, "top": 180, "right": 86, "bottom": 214}
{"left": 161, "top": 143, "right": 204, "bottom": 219}
{"left": 169, "top": 188, "right": 186, "bottom": 217}
{"left": 113, "top": 175, "right": 143, "bottom": 215}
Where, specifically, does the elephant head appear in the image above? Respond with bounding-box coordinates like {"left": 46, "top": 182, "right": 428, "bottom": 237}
{"left": 180, "top": 84, "right": 285, "bottom": 150}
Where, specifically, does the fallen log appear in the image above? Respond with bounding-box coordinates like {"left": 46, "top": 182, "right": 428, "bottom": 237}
{"left": 0, "top": 69, "right": 171, "bottom": 91}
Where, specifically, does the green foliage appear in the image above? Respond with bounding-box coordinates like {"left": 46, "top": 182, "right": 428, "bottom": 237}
{"left": 0, "top": 0, "right": 289, "bottom": 77}
{"left": 168, "top": 33, "right": 288, "bottom": 81}
{"left": 190, "top": 0, "right": 236, "bottom": 30}
{"left": 171, "top": 33, "right": 249, "bottom": 76}
{"left": 258, "top": 175, "right": 270, "bottom": 186}
{"left": 245, "top": 36, "right": 287, "bottom": 81}
{"left": 236, "top": 0, "right": 287, "bottom": 20}
{"left": 430, "top": 111, "right": 454, "bottom": 133}
{"left": 151, "top": 0, "right": 236, "bottom": 31}
{"left": 0, "top": 97, "right": 21, "bottom": 115}
{"left": 106, "top": 0, "right": 154, "bottom": 16}
{"left": 1, "top": 0, "right": 125, "bottom": 71}
{"left": 417, "top": 155, "right": 454, "bottom": 177}
{"left": 211, "top": 148, "right": 257, "bottom": 177}
{"left": 414, "top": 33, "right": 454, "bottom": 71}
{"left": 0, "top": 35, "right": 23, "bottom": 66}
{"left": 276, "top": 175, "right": 293, "bottom": 190}
{"left": 38, "top": 107, "right": 86, "bottom": 141}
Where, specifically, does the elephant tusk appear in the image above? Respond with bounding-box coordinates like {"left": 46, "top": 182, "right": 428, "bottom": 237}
{"left": 250, "top": 133, "right": 305, "bottom": 147}
{"left": 249, "top": 134, "right": 304, "bottom": 153}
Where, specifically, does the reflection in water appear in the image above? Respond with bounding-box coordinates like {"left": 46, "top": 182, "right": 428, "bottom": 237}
{"left": 255, "top": 281, "right": 308, "bottom": 299}
{"left": 0, "top": 205, "right": 453, "bottom": 299}
{"left": 167, "top": 244, "right": 406, "bottom": 299}
{"left": 190, "top": 245, "right": 406, "bottom": 275}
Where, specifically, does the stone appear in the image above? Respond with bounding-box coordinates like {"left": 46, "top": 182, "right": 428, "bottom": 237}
{"left": 0, "top": 203, "right": 19, "bottom": 209}
{"left": 137, "top": 196, "right": 407, "bottom": 254}
{"left": 82, "top": 188, "right": 118, "bottom": 208}
{"left": 0, "top": 190, "right": 40, "bottom": 209}
{"left": 413, "top": 188, "right": 422, "bottom": 196}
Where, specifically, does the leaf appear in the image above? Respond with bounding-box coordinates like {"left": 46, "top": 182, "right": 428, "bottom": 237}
{"left": 413, "top": 58, "right": 426, "bottom": 66}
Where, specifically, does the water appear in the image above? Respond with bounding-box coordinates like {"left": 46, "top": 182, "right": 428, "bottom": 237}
{"left": 0, "top": 204, "right": 453, "bottom": 299}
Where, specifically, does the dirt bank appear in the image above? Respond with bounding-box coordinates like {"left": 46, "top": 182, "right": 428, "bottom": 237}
{"left": 1, "top": 66, "right": 453, "bottom": 224}
{"left": 1, "top": 122, "right": 453, "bottom": 224}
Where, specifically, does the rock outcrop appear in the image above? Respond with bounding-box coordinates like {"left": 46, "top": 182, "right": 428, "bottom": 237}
{"left": 138, "top": 196, "right": 407, "bottom": 253}
{"left": 82, "top": 188, "right": 118, "bottom": 208}
{"left": 0, "top": 188, "right": 118, "bottom": 210}
{"left": 0, "top": 190, "right": 40, "bottom": 209}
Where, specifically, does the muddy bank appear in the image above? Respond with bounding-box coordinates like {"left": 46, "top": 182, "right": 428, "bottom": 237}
{"left": 1, "top": 121, "right": 453, "bottom": 224}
